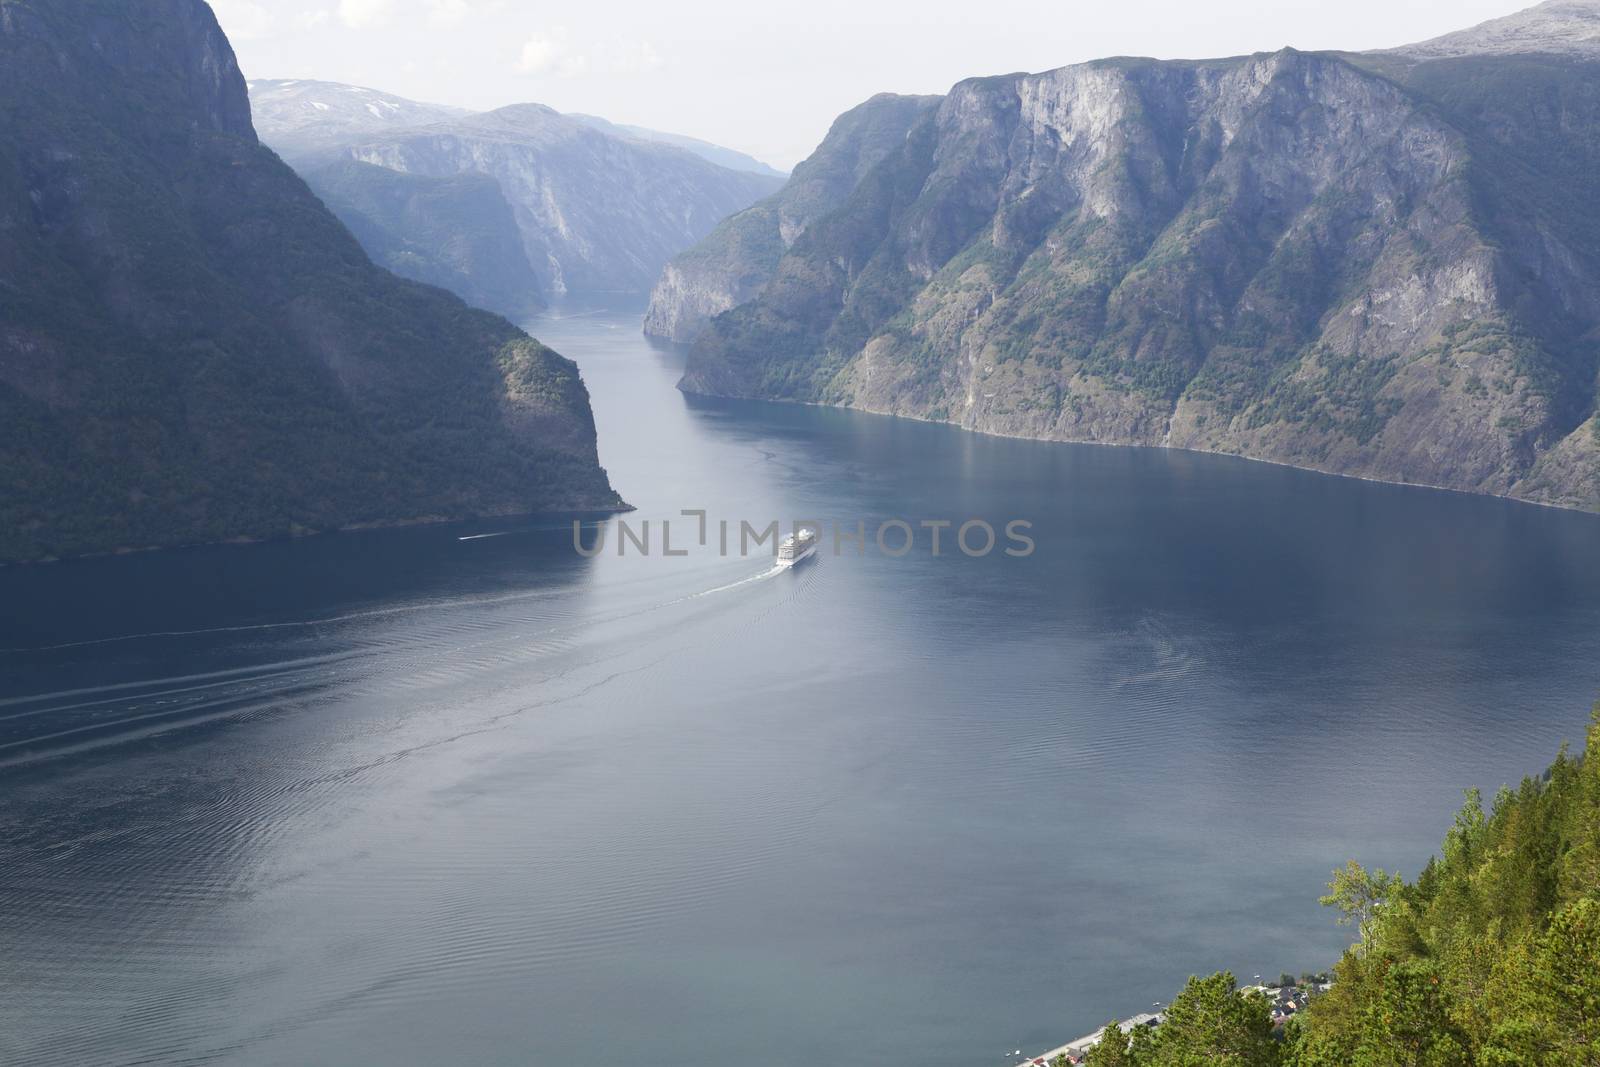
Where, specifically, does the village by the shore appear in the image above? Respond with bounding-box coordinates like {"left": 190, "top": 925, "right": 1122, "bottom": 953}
{"left": 1007, "top": 974, "right": 1332, "bottom": 1066}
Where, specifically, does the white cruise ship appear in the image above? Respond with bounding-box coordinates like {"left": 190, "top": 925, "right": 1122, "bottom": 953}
{"left": 776, "top": 528, "right": 818, "bottom": 568}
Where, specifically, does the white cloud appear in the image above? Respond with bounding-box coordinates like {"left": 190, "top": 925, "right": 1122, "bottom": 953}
{"left": 338, "top": 0, "right": 392, "bottom": 29}
{"left": 425, "top": 0, "right": 470, "bottom": 27}
{"left": 516, "top": 32, "right": 560, "bottom": 73}
{"left": 295, "top": 9, "right": 333, "bottom": 30}
{"left": 209, "top": 0, "right": 275, "bottom": 41}
{"left": 517, "top": 30, "right": 580, "bottom": 75}
{"left": 517, "top": 30, "right": 663, "bottom": 77}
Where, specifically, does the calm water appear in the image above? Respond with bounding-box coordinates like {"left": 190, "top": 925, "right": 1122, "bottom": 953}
{"left": 3, "top": 304, "right": 1600, "bottom": 1066}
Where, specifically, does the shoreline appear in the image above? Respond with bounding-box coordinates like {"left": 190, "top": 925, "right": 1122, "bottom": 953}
{"left": 676, "top": 383, "right": 1600, "bottom": 520}
{"left": 1014, "top": 976, "right": 1324, "bottom": 1065}
{"left": 0, "top": 502, "right": 636, "bottom": 570}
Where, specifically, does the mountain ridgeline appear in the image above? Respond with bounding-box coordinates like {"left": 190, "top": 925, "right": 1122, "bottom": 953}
{"left": 661, "top": 4, "right": 1600, "bottom": 513}
{"left": 0, "top": 0, "right": 622, "bottom": 564}
{"left": 250, "top": 80, "right": 785, "bottom": 320}
{"left": 568, "top": 113, "right": 786, "bottom": 179}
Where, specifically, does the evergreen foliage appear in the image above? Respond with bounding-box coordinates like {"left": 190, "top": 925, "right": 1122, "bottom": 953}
{"left": 1288, "top": 706, "right": 1600, "bottom": 1066}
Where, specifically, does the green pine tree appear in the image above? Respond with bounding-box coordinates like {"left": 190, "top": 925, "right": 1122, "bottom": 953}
{"left": 1144, "top": 972, "right": 1279, "bottom": 1066}
{"left": 1083, "top": 1022, "right": 1135, "bottom": 1067}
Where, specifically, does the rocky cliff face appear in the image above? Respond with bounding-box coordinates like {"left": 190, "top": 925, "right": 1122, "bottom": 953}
{"left": 680, "top": 28, "right": 1600, "bottom": 512}
{"left": 249, "top": 82, "right": 785, "bottom": 313}
{"left": 334, "top": 103, "right": 783, "bottom": 300}
{"left": 307, "top": 159, "right": 545, "bottom": 321}
{"left": 251, "top": 80, "right": 544, "bottom": 319}
{"left": 642, "top": 93, "right": 941, "bottom": 343}
{"left": 0, "top": 0, "right": 621, "bottom": 563}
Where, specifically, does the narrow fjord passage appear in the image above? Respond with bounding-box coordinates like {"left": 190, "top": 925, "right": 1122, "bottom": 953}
{"left": 3, "top": 305, "right": 1599, "bottom": 1067}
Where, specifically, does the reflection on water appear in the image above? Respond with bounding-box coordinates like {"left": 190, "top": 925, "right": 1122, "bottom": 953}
{"left": 2, "top": 303, "right": 1599, "bottom": 1066}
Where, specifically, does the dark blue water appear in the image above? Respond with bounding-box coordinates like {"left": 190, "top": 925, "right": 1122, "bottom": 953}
{"left": 3, "top": 305, "right": 1599, "bottom": 1066}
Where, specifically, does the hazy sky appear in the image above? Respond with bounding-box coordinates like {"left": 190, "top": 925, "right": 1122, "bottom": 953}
{"left": 212, "top": 0, "right": 1532, "bottom": 170}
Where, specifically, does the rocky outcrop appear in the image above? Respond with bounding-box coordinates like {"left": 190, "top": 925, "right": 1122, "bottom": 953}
{"left": 642, "top": 93, "right": 941, "bottom": 343}
{"left": 681, "top": 34, "right": 1600, "bottom": 512}
{"left": 0, "top": 0, "right": 622, "bottom": 563}
{"left": 642, "top": 258, "right": 765, "bottom": 347}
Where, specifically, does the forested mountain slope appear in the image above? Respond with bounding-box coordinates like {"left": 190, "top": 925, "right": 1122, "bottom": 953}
{"left": 0, "top": 0, "right": 622, "bottom": 563}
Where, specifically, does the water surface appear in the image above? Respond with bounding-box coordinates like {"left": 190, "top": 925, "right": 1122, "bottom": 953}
{"left": 3, "top": 304, "right": 1599, "bottom": 1066}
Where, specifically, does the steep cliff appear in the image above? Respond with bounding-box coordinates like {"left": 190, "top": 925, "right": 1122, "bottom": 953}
{"left": 250, "top": 82, "right": 785, "bottom": 312}
{"left": 333, "top": 103, "right": 783, "bottom": 300}
{"left": 0, "top": 0, "right": 622, "bottom": 563}
{"left": 642, "top": 93, "right": 941, "bottom": 343}
{"left": 306, "top": 160, "right": 545, "bottom": 321}
{"left": 680, "top": 23, "right": 1600, "bottom": 511}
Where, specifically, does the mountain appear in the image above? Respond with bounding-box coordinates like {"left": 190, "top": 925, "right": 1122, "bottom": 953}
{"left": 673, "top": 6, "right": 1600, "bottom": 513}
{"left": 570, "top": 114, "right": 785, "bottom": 178}
{"left": 248, "top": 80, "right": 544, "bottom": 316}
{"left": 251, "top": 81, "right": 784, "bottom": 179}
{"left": 0, "top": 0, "right": 622, "bottom": 564}
{"left": 329, "top": 104, "right": 785, "bottom": 300}
{"left": 247, "top": 81, "right": 786, "bottom": 315}
{"left": 1381, "top": 0, "right": 1600, "bottom": 59}
{"left": 247, "top": 78, "right": 470, "bottom": 165}
{"left": 305, "top": 160, "right": 545, "bottom": 321}
{"left": 642, "top": 93, "right": 940, "bottom": 343}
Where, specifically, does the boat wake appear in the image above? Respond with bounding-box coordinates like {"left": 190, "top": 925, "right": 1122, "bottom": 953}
{"left": 690, "top": 563, "right": 787, "bottom": 599}
{"left": 1, "top": 552, "right": 812, "bottom": 766}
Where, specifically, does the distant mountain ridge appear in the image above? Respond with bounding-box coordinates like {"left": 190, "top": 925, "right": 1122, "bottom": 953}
{"left": 247, "top": 79, "right": 471, "bottom": 164}
{"left": 1380, "top": 0, "right": 1600, "bottom": 58}
{"left": 660, "top": 1, "right": 1600, "bottom": 514}
{"left": 249, "top": 79, "right": 785, "bottom": 317}
{"left": 0, "top": 0, "right": 621, "bottom": 563}
{"left": 570, "top": 114, "right": 785, "bottom": 178}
